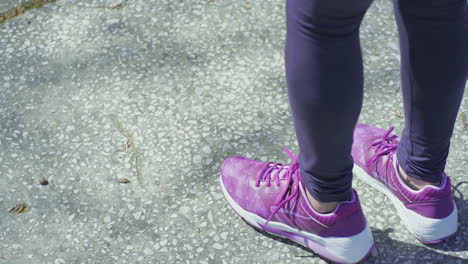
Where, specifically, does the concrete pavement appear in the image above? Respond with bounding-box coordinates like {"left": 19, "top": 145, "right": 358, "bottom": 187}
{"left": 0, "top": 0, "right": 467, "bottom": 263}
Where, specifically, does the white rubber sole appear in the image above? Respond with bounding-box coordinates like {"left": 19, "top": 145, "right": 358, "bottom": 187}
{"left": 220, "top": 175, "right": 374, "bottom": 264}
{"left": 353, "top": 164, "right": 458, "bottom": 243}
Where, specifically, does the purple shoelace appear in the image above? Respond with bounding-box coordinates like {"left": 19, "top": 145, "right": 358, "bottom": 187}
{"left": 365, "top": 126, "right": 398, "bottom": 167}
{"left": 255, "top": 147, "right": 301, "bottom": 224}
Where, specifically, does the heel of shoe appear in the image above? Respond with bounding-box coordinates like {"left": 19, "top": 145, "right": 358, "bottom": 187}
{"left": 353, "top": 163, "right": 459, "bottom": 244}
{"left": 258, "top": 221, "right": 374, "bottom": 264}
{"left": 319, "top": 224, "right": 374, "bottom": 264}
{"left": 400, "top": 200, "right": 458, "bottom": 244}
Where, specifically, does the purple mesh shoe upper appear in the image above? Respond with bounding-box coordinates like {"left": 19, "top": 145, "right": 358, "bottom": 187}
{"left": 220, "top": 148, "right": 367, "bottom": 238}
{"left": 352, "top": 124, "right": 454, "bottom": 219}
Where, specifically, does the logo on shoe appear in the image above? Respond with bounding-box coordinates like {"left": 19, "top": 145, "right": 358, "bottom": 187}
{"left": 272, "top": 207, "right": 312, "bottom": 220}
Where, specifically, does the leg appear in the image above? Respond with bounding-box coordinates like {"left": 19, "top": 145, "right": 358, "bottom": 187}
{"left": 219, "top": 1, "right": 376, "bottom": 260}
{"left": 285, "top": 0, "right": 374, "bottom": 202}
{"left": 394, "top": 0, "right": 468, "bottom": 183}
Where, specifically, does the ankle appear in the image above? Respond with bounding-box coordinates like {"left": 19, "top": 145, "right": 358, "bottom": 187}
{"left": 306, "top": 190, "right": 340, "bottom": 214}
{"left": 397, "top": 165, "right": 440, "bottom": 190}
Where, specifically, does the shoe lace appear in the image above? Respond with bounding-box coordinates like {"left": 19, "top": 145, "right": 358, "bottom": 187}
{"left": 365, "top": 126, "right": 398, "bottom": 167}
{"left": 255, "top": 147, "right": 301, "bottom": 224}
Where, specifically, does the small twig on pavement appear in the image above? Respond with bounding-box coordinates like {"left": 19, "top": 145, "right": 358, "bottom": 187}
{"left": 460, "top": 111, "right": 467, "bottom": 131}
{"left": 96, "top": 0, "right": 128, "bottom": 9}
{"left": 110, "top": 116, "right": 143, "bottom": 185}
{"left": 395, "top": 108, "right": 403, "bottom": 119}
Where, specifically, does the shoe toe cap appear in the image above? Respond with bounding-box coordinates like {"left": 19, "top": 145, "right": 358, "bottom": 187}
{"left": 220, "top": 156, "right": 272, "bottom": 216}
{"left": 220, "top": 156, "right": 266, "bottom": 194}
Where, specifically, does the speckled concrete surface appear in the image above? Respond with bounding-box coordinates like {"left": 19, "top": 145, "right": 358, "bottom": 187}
{"left": 0, "top": 0, "right": 467, "bottom": 263}
{"left": 0, "top": 0, "right": 22, "bottom": 13}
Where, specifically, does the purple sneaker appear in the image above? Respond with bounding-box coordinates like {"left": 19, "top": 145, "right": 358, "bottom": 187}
{"left": 352, "top": 124, "right": 458, "bottom": 244}
{"left": 220, "top": 148, "right": 374, "bottom": 264}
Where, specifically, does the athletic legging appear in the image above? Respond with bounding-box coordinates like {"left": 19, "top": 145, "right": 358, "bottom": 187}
{"left": 285, "top": 0, "right": 468, "bottom": 202}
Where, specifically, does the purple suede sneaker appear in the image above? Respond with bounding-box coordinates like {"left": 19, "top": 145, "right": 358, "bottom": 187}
{"left": 220, "top": 148, "right": 374, "bottom": 264}
{"left": 352, "top": 124, "right": 458, "bottom": 244}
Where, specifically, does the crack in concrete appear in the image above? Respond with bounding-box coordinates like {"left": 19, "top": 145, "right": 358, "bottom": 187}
{"left": 0, "top": 0, "right": 58, "bottom": 25}
{"left": 110, "top": 115, "right": 144, "bottom": 185}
